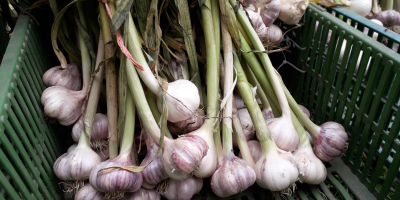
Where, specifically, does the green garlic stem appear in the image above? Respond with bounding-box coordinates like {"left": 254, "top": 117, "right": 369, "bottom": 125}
{"left": 120, "top": 89, "right": 135, "bottom": 156}
{"left": 145, "top": 89, "right": 173, "bottom": 139}
{"left": 221, "top": 21, "right": 234, "bottom": 156}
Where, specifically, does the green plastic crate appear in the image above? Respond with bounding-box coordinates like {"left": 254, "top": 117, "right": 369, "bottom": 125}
{"left": 0, "top": 14, "right": 62, "bottom": 199}
{"left": 1, "top": 2, "right": 400, "bottom": 200}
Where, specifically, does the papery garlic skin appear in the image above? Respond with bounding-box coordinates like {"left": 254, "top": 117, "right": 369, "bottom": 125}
{"left": 67, "top": 143, "right": 109, "bottom": 162}
{"left": 89, "top": 154, "right": 143, "bottom": 193}
{"left": 266, "top": 117, "right": 299, "bottom": 152}
{"left": 157, "top": 80, "right": 200, "bottom": 123}
{"left": 120, "top": 188, "right": 160, "bottom": 200}
{"left": 243, "top": 0, "right": 281, "bottom": 26}
{"left": 72, "top": 113, "right": 109, "bottom": 142}
{"left": 140, "top": 135, "right": 168, "bottom": 189}
{"left": 255, "top": 146, "right": 299, "bottom": 191}
{"left": 163, "top": 135, "right": 208, "bottom": 180}
{"left": 313, "top": 122, "right": 348, "bottom": 162}
{"left": 168, "top": 109, "right": 204, "bottom": 136}
{"left": 41, "top": 86, "right": 85, "bottom": 126}
{"left": 278, "top": 0, "right": 308, "bottom": 25}
{"left": 43, "top": 63, "right": 82, "bottom": 91}
{"left": 191, "top": 126, "right": 218, "bottom": 178}
{"left": 158, "top": 177, "right": 203, "bottom": 200}
{"left": 74, "top": 184, "right": 104, "bottom": 200}
{"left": 53, "top": 144, "right": 101, "bottom": 181}
{"left": 293, "top": 147, "right": 326, "bottom": 184}
{"left": 238, "top": 108, "right": 256, "bottom": 140}
{"left": 211, "top": 154, "right": 256, "bottom": 197}
{"left": 262, "top": 108, "right": 274, "bottom": 120}
{"left": 239, "top": 140, "right": 262, "bottom": 163}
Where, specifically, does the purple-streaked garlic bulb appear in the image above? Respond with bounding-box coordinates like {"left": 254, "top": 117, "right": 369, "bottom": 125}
{"left": 243, "top": 0, "right": 281, "bottom": 27}
{"left": 157, "top": 176, "right": 203, "bottom": 200}
{"left": 140, "top": 134, "right": 168, "bottom": 189}
{"left": 210, "top": 154, "right": 256, "bottom": 197}
{"left": 89, "top": 154, "right": 143, "bottom": 199}
{"left": 373, "top": 10, "right": 400, "bottom": 27}
{"left": 120, "top": 188, "right": 160, "bottom": 200}
{"left": 72, "top": 113, "right": 108, "bottom": 151}
{"left": 313, "top": 122, "right": 348, "bottom": 162}
{"left": 43, "top": 63, "right": 82, "bottom": 91}
{"left": 67, "top": 143, "right": 109, "bottom": 162}
{"left": 74, "top": 184, "right": 104, "bottom": 200}
{"left": 162, "top": 135, "right": 208, "bottom": 180}
{"left": 41, "top": 86, "right": 86, "bottom": 126}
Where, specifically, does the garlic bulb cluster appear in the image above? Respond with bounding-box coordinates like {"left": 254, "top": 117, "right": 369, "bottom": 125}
{"left": 53, "top": 142, "right": 101, "bottom": 192}
{"left": 162, "top": 135, "right": 208, "bottom": 180}
{"left": 89, "top": 154, "right": 143, "bottom": 199}
{"left": 121, "top": 188, "right": 160, "bottom": 200}
{"left": 243, "top": 0, "right": 281, "bottom": 27}
{"left": 75, "top": 184, "right": 104, "bottom": 200}
{"left": 266, "top": 117, "right": 299, "bottom": 152}
{"left": 293, "top": 147, "right": 327, "bottom": 184}
{"left": 42, "top": 63, "right": 82, "bottom": 91}
{"left": 157, "top": 177, "right": 203, "bottom": 200}
{"left": 239, "top": 140, "right": 262, "bottom": 163}
{"left": 313, "top": 122, "right": 348, "bottom": 162}
{"left": 41, "top": 86, "right": 86, "bottom": 126}
{"left": 246, "top": 5, "right": 283, "bottom": 45}
{"left": 278, "top": 0, "right": 308, "bottom": 25}
{"left": 211, "top": 154, "right": 256, "bottom": 197}
{"left": 254, "top": 143, "right": 299, "bottom": 192}
{"left": 140, "top": 134, "right": 168, "bottom": 189}
{"left": 157, "top": 80, "right": 200, "bottom": 123}
{"left": 72, "top": 113, "right": 108, "bottom": 141}
{"left": 167, "top": 109, "right": 204, "bottom": 136}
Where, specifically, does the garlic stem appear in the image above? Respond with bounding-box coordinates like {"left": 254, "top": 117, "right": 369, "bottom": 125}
{"left": 145, "top": 89, "right": 173, "bottom": 139}
{"left": 76, "top": 2, "right": 91, "bottom": 92}
{"left": 221, "top": 21, "right": 234, "bottom": 156}
{"left": 99, "top": 3, "right": 119, "bottom": 158}
{"left": 79, "top": 31, "right": 105, "bottom": 145}
{"left": 232, "top": 98, "right": 255, "bottom": 167}
{"left": 230, "top": 1, "right": 292, "bottom": 120}
{"left": 214, "top": 123, "right": 223, "bottom": 166}
{"left": 127, "top": 15, "right": 160, "bottom": 95}
{"left": 119, "top": 89, "right": 135, "bottom": 156}
{"left": 241, "top": 58, "right": 277, "bottom": 116}
{"left": 212, "top": 0, "right": 221, "bottom": 82}
{"left": 232, "top": 52, "right": 272, "bottom": 143}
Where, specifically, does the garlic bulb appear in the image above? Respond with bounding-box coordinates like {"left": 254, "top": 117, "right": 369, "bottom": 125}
{"left": 162, "top": 135, "right": 208, "bottom": 180}
{"left": 167, "top": 109, "right": 204, "bottom": 136}
{"left": 41, "top": 86, "right": 86, "bottom": 126}
{"left": 254, "top": 142, "right": 299, "bottom": 192}
{"left": 211, "top": 154, "right": 256, "bottom": 197}
{"left": 68, "top": 143, "right": 109, "bottom": 162}
{"left": 246, "top": 5, "right": 283, "bottom": 45}
{"left": 157, "top": 80, "right": 200, "bottom": 123}
{"left": 293, "top": 147, "right": 326, "bottom": 184}
{"left": 42, "top": 63, "right": 82, "bottom": 91}
{"left": 235, "top": 94, "right": 246, "bottom": 109}
{"left": 72, "top": 113, "right": 108, "bottom": 142}
{"left": 373, "top": 10, "right": 400, "bottom": 27}
{"left": 278, "top": 0, "right": 308, "bottom": 25}
{"left": 313, "top": 122, "right": 348, "bottom": 162}
{"left": 239, "top": 140, "right": 262, "bottom": 163}
{"left": 238, "top": 108, "right": 256, "bottom": 141}
{"left": 120, "top": 188, "right": 160, "bottom": 200}
{"left": 157, "top": 177, "right": 203, "bottom": 200}
{"left": 140, "top": 134, "right": 168, "bottom": 189}
{"left": 89, "top": 154, "right": 143, "bottom": 199}
{"left": 266, "top": 117, "right": 300, "bottom": 152}
{"left": 261, "top": 107, "right": 274, "bottom": 120}
{"left": 74, "top": 184, "right": 104, "bottom": 200}
{"left": 342, "top": 0, "right": 372, "bottom": 17}
{"left": 243, "top": 0, "right": 281, "bottom": 27}
{"left": 53, "top": 142, "right": 101, "bottom": 193}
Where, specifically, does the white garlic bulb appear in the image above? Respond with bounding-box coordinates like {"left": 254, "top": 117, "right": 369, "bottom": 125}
{"left": 157, "top": 80, "right": 200, "bottom": 123}
{"left": 158, "top": 177, "right": 203, "bottom": 200}
{"left": 293, "top": 147, "right": 326, "bottom": 184}
{"left": 42, "top": 63, "right": 82, "bottom": 91}
{"left": 266, "top": 116, "right": 299, "bottom": 152}
{"left": 239, "top": 140, "right": 262, "bottom": 163}
{"left": 278, "top": 0, "right": 308, "bottom": 25}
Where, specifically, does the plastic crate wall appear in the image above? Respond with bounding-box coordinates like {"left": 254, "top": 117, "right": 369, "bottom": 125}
{"left": 0, "top": 14, "right": 63, "bottom": 199}
{"left": 283, "top": 3, "right": 400, "bottom": 199}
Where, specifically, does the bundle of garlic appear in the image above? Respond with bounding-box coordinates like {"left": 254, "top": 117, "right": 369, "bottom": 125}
{"left": 44, "top": 0, "right": 350, "bottom": 199}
